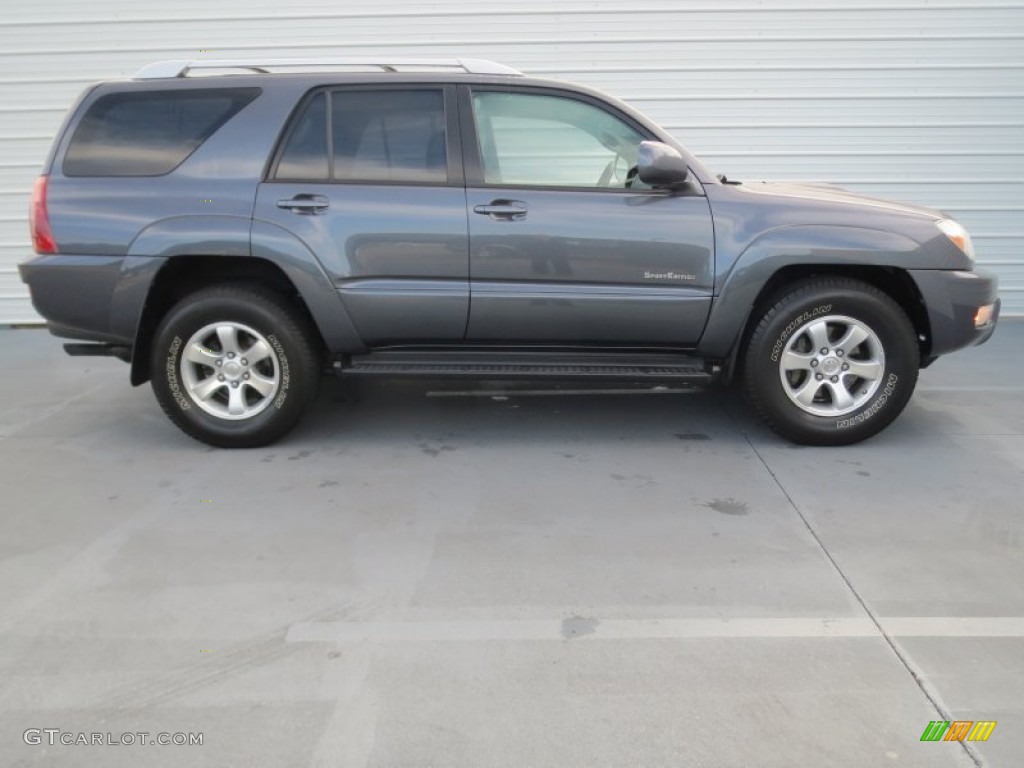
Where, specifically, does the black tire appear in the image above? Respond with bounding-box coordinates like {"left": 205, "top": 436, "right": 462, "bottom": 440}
{"left": 150, "top": 285, "right": 320, "bottom": 448}
{"left": 742, "top": 277, "right": 919, "bottom": 446}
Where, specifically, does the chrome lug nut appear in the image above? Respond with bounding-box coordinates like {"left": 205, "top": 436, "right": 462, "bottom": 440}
{"left": 215, "top": 359, "right": 222, "bottom": 367}
{"left": 815, "top": 373, "right": 824, "bottom": 381}
{"left": 842, "top": 363, "right": 849, "bottom": 371}
{"left": 231, "top": 381, "right": 239, "bottom": 388}
{"left": 241, "top": 358, "right": 247, "bottom": 366}
{"left": 217, "top": 374, "right": 225, "bottom": 381}
{"left": 820, "top": 347, "right": 829, "bottom": 354}
{"left": 243, "top": 373, "right": 250, "bottom": 380}
{"left": 227, "top": 352, "right": 235, "bottom": 359}
{"left": 836, "top": 349, "right": 844, "bottom": 357}
{"left": 810, "top": 359, "right": 819, "bottom": 368}
{"left": 830, "top": 375, "right": 839, "bottom": 383}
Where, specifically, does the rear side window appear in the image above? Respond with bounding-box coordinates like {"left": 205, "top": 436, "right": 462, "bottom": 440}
{"left": 63, "top": 88, "right": 259, "bottom": 177}
{"left": 273, "top": 89, "right": 447, "bottom": 184}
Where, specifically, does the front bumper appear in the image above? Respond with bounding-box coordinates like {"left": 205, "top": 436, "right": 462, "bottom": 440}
{"left": 908, "top": 268, "right": 1000, "bottom": 357}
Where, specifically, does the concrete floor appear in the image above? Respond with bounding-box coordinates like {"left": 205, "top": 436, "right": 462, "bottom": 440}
{"left": 0, "top": 322, "right": 1022, "bottom": 768}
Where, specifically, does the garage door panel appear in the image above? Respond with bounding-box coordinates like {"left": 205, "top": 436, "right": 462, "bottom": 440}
{"left": 678, "top": 126, "right": 1024, "bottom": 155}
{"left": 1, "top": 1, "right": 1021, "bottom": 321}
{"left": 701, "top": 154, "right": 1024, "bottom": 182}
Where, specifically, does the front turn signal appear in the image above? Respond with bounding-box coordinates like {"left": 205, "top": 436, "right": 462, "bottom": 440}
{"left": 937, "top": 218, "right": 974, "bottom": 260}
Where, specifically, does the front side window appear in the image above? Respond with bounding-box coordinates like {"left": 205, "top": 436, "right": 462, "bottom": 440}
{"left": 471, "top": 91, "right": 647, "bottom": 189}
{"left": 274, "top": 89, "right": 447, "bottom": 184}
{"left": 63, "top": 88, "right": 259, "bottom": 177}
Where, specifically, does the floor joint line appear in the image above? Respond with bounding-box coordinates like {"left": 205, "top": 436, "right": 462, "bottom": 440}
{"left": 736, "top": 421, "right": 986, "bottom": 767}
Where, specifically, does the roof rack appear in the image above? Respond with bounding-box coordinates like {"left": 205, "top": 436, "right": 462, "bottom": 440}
{"left": 134, "top": 58, "right": 523, "bottom": 79}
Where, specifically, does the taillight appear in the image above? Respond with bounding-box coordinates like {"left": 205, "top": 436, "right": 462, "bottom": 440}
{"left": 30, "top": 175, "right": 57, "bottom": 254}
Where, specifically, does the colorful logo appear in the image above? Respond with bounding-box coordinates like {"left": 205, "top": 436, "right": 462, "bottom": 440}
{"left": 921, "top": 721, "right": 996, "bottom": 742}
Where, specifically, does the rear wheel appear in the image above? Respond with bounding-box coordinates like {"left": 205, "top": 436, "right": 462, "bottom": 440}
{"left": 743, "top": 277, "right": 919, "bottom": 445}
{"left": 150, "top": 285, "right": 320, "bottom": 448}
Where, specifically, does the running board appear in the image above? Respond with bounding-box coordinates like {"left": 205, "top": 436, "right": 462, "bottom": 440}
{"left": 341, "top": 351, "right": 716, "bottom": 383}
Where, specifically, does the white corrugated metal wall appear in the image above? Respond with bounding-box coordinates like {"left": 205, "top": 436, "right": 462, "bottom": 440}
{"left": 1, "top": 0, "right": 1022, "bottom": 322}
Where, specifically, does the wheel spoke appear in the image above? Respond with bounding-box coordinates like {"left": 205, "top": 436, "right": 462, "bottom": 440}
{"left": 844, "top": 359, "right": 883, "bottom": 381}
{"left": 179, "top": 320, "right": 283, "bottom": 421}
{"left": 246, "top": 372, "right": 276, "bottom": 398}
{"left": 227, "top": 385, "right": 247, "bottom": 416}
{"left": 191, "top": 376, "right": 225, "bottom": 401}
{"left": 243, "top": 338, "right": 273, "bottom": 365}
{"left": 826, "top": 380, "right": 855, "bottom": 411}
{"left": 183, "top": 342, "right": 219, "bottom": 366}
{"left": 216, "top": 325, "right": 241, "bottom": 356}
{"left": 792, "top": 378, "right": 824, "bottom": 407}
{"left": 777, "top": 312, "right": 886, "bottom": 418}
{"left": 781, "top": 349, "right": 816, "bottom": 371}
{"left": 804, "top": 320, "right": 831, "bottom": 352}
{"left": 835, "top": 324, "right": 870, "bottom": 354}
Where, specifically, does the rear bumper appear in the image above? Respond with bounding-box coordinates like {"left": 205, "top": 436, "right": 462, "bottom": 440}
{"left": 908, "top": 268, "right": 1000, "bottom": 356}
{"left": 19, "top": 253, "right": 160, "bottom": 347}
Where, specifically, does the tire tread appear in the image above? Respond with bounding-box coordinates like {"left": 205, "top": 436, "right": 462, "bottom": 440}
{"left": 742, "top": 276, "right": 917, "bottom": 445}
{"left": 151, "top": 284, "right": 320, "bottom": 448}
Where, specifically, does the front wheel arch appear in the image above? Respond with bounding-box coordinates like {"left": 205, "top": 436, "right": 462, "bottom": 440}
{"left": 742, "top": 276, "right": 920, "bottom": 445}
{"left": 719, "top": 264, "right": 931, "bottom": 384}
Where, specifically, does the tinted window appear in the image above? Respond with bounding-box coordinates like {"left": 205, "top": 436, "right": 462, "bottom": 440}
{"left": 275, "top": 92, "right": 329, "bottom": 181}
{"left": 332, "top": 90, "right": 446, "bottom": 183}
{"left": 63, "top": 88, "right": 259, "bottom": 177}
{"left": 273, "top": 89, "right": 447, "bottom": 184}
{"left": 472, "top": 91, "right": 647, "bottom": 188}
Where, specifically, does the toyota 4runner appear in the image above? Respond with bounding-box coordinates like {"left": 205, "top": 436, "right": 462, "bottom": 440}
{"left": 20, "top": 58, "right": 1000, "bottom": 447}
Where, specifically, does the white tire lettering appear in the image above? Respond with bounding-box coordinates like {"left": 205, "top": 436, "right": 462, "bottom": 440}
{"left": 268, "top": 334, "right": 290, "bottom": 409}
{"left": 165, "top": 336, "right": 191, "bottom": 411}
{"left": 836, "top": 373, "right": 898, "bottom": 429}
{"left": 770, "top": 304, "right": 832, "bottom": 362}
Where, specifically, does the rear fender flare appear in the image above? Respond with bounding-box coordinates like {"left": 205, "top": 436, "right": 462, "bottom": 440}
{"left": 123, "top": 216, "right": 365, "bottom": 384}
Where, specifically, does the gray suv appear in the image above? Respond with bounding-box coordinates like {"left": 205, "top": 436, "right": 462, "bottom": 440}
{"left": 20, "top": 58, "right": 999, "bottom": 448}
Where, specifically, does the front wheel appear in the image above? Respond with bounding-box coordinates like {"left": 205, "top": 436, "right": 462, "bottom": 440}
{"left": 150, "top": 285, "right": 320, "bottom": 448}
{"left": 743, "top": 278, "right": 919, "bottom": 445}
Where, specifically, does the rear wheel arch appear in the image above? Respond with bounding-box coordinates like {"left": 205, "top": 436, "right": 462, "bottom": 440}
{"left": 130, "top": 255, "right": 325, "bottom": 386}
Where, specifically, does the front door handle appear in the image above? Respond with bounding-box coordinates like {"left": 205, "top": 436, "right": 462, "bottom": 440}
{"left": 277, "top": 194, "right": 329, "bottom": 214}
{"left": 473, "top": 200, "right": 528, "bottom": 221}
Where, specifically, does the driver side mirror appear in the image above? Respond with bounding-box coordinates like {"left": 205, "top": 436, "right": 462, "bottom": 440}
{"left": 637, "top": 141, "right": 690, "bottom": 190}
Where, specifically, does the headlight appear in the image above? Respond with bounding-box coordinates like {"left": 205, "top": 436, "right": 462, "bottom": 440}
{"left": 937, "top": 219, "right": 975, "bottom": 260}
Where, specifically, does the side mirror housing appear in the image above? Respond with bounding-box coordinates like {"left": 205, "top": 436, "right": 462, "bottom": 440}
{"left": 637, "top": 141, "right": 690, "bottom": 189}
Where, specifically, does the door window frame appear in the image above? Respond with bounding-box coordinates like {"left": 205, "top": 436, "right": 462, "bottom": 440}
{"left": 459, "top": 84, "right": 670, "bottom": 194}
{"left": 265, "top": 83, "right": 463, "bottom": 187}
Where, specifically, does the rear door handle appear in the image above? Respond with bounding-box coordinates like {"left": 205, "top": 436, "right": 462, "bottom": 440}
{"left": 473, "top": 200, "right": 528, "bottom": 221}
{"left": 277, "top": 195, "right": 329, "bottom": 214}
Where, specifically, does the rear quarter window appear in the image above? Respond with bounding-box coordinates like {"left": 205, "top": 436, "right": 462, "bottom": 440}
{"left": 62, "top": 88, "right": 260, "bottom": 177}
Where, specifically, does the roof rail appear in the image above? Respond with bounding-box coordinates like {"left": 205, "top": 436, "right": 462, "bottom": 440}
{"left": 134, "top": 58, "right": 523, "bottom": 79}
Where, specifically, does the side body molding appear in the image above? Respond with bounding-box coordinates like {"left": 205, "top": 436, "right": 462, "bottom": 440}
{"left": 697, "top": 225, "right": 926, "bottom": 359}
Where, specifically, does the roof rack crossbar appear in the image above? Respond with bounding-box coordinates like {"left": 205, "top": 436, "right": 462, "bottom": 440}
{"left": 134, "top": 58, "right": 523, "bottom": 79}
